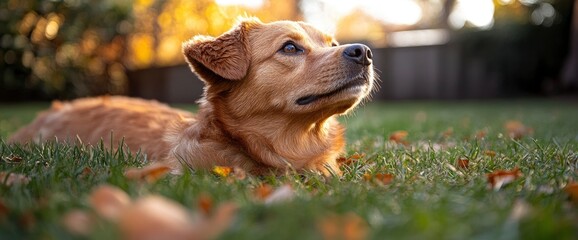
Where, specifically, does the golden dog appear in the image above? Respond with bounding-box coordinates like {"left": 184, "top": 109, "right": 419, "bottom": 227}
{"left": 9, "top": 18, "right": 375, "bottom": 176}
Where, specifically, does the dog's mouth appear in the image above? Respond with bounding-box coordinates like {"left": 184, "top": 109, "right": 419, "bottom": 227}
{"left": 296, "top": 77, "right": 367, "bottom": 106}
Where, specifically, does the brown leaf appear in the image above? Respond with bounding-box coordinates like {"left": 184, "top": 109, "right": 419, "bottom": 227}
{"left": 504, "top": 120, "right": 533, "bottom": 139}
{"left": 364, "top": 172, "right": 394, "bottom": 185}
{"left": 264, "top": 184, "right": 295, "bottom": 205}
{"left": 456, "top": 157, "right": 469, "bottom": 169}
{"left": 62, "top": 210, "right": 94, "bottom": 236}
{"left": 442, "top": 127, "right": 453, "bottom": 138}
{"left": 337, "top": 153, "right": 366, "bottom": 166}
{"left": 317, "top": 212, "right": 369, "bottom": 240}
{"left": 475, "top": 129, "right": 487, "bottom": 139}
{"left": 0, "top": 172, "right": 30, "bottom": 186}
{"left": 3, "top": 154, "right": 23, "bottom": 163}
{"left": 89, "top": 185, "right": 131, "bottom": 221}
{"left": 119, "top": 195, "right": 195, "bottom": 240}
{"left": 564, "top": 182, "right": 578, "bottom": 204}
{"left": 124, "top": 163, "right": 171, "bottom": 183}
{"left": 484, "top": 150, "right": 497, "bottom": 157}
{"left": 254, "top": 184, "right": 274, "bottom": 201}
{"left": 197, "top": 193, "right": 213, "bottom": 216}
{"left": 486, "top": 168, "right": 522, "bottom": 190}
{"left": 389, "top": 130, "right": 409, "bottom": 145}
{"left": 19, "top": 211, "right": 36, "bottom": 230}
{"left": 196, "top": 202, "right": 239, "bottom": 240}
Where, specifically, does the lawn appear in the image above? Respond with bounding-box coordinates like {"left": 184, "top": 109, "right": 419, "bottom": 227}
{"left": 0, "top": 100, "right": 577, "bottom": 239}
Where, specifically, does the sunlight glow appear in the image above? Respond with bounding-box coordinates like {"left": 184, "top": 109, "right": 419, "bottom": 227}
{"left": 301, "top": 0, "right": 423, "bottom": 34}
{"left": 389, "top": 29, "right": 450, "bottom": 47}
{"left": 215, "top": 0, "right": 263, "bottom": 9}
{"left": 449, "top": 0, "right": 495, "bottom": 29}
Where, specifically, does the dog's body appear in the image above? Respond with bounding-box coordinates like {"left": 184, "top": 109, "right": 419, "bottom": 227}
{"left": 10, "top": 18, "right": 374, "bottom": 176}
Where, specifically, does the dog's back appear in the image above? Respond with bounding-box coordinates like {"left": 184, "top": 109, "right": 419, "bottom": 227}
{"left": 9, "top": 96, "right": 193, "bottom": 161}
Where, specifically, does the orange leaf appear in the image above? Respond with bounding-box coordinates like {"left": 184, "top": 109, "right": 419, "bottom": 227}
{"left": 124, "top": 163, "right": 171, "bottom": 183}
{"left": 212, "top": 166, "right": 232, "bottom": 177}
{"left": 564, "top": 182, "right": 578, "bottom": 204}
{"left": 375, "top": 173, "right": 394, "bottom": 185}
{"left": 254, "top": 184, "right": 274, "bottom": 201}
{"left": 197, "top": 194, "right": 213, "bottom": 216}
{"left": 337, "top": 153, "right": 366, "bottom": 166}
{"left": 0, "top": 172, "right": 30, "bottom": 186}
{"left": 317, "top": 212, "right": 369, "bottom": 240}
{"left": 442, "top": 127, "right": 454, "bottom": 138}
{"left": 389, "top": 130, "right": 408, "bottom": 144}
{"left": 62, "top": 210, "right": 94, "bottom": 236}
{"left": 504, "top": 120, "right": 533, "bottom": 139}
{"left": 484, "top": 150, "right": 497, "bottom": 157}
{"left": 456, "top": 157, "right": 469, "bottom": 169}
{"left": 475, "top": 129, "right": 487, "bottom": 139}
{"left": 89, "top": 185, "right": 131, "bottom": 221}
{"left": 486, "top": 168, "right": 522, "bottom": 190}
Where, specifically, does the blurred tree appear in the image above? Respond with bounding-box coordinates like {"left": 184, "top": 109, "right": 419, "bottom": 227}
{"left": 127, "top": 0, "right": 301, "bottom": 69}
{"left": 0, "top": 0, "right": 132, "bottom": 101}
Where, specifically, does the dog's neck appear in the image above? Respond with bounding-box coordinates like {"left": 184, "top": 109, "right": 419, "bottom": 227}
{"left": 198, "top": 101, "right": 345, "bottom": 174}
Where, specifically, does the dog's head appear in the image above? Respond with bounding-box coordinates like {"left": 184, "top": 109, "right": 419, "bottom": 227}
{"left": 183, "top": 18, "right": 374, "bottom": 122}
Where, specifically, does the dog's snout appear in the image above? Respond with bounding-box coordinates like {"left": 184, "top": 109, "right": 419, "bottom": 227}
{"left": 343, "top": 44, "right": 372, "bottom": 66}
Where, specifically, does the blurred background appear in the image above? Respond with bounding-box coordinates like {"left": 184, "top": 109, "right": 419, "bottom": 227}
{"left": 0, "top": 0, "right": 576, "bottom": 102}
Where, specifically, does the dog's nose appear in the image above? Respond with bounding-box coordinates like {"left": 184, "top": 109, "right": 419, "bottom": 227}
{"left": 343, "top": 44, "right": 372, "bottom": 66}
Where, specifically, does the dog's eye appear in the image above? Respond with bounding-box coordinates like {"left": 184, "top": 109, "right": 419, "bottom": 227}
{"left": 280, "top": 42, "right": 302, "bottom": 54}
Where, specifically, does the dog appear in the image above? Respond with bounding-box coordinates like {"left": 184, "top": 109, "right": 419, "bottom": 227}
{"left": 9, "top": 18, "right": 375, "bottom": 176}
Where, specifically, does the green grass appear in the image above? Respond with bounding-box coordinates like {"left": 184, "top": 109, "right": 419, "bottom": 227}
{"left": 1, "top": 100, "right": 577, "bottom": 239}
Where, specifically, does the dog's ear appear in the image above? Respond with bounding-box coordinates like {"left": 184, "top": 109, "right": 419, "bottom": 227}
{"left": 183, "top": 19, "right": 259, "bottom": 82}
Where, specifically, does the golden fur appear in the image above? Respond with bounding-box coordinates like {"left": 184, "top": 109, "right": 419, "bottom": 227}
{"left": 10, "top": 18, "right": 375, "bottom": 176}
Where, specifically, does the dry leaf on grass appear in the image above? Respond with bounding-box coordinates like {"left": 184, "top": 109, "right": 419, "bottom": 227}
{"left": 484, "top": 150, "right": 497, "bottom": 157}
{"left": 504, "top": 120, "right": 533, "bottom": 139}
{"left": 124, "top": 163, "right": 171, "bottom": 183}
{"left": 337, "top": 153, "right": 366, "bottom": 166}
{"left": 456, "top": 157, "right": 469, "bottom": 169}
{"left": 3, "top": 154, "right": 23, "bottom": 163}
{"left": 0, "top": 172, "right": 30, "bottom": 186}
{"left": 197, "top": 193, "right": 213, "bottom": 216}
{"left": 317, "top": 212, "right": 369, "bottom": 240}
{"left": 487, "top": 168, "right": 522, "bottom": 190}
{"left": 389, "top": 130, "right": 409, "bottom": 145}
{"left": 363, "top": 173, "right": 394, "bottom": 185}
{"left": 475, "top": 129, "right": 487, "bottom": 139}
{"left": 564, "top": 182, "right": 578, "bottom": 204}
{"left": 264, "top": 184, "right": 295, "bottom": 205}
{"left": 254, "top": 184, "right": 274, "bottom": 201}
{"left": 85, "top": 184, "right": 238, "bottom": 240}
{"left": 119, "top": 195, "right": 196, "bottom": 240}
{"left": 62, "top": 210, "right": 94, "bottom": 236}
{"left": 89, "top": 185, "right": 131, "bottom": 221}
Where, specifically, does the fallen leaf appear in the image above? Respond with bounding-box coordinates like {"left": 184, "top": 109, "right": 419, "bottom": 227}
{"left": 254, "top": 184, "right": 274, "bottom": 201}
{"left": 504, "top": 120, "right": 533, "bottom": 139}
{"left": 442, "top": 127, "right": 453, "bottom": 138}
{"left": 124, "top": 163, "right": 171, "bottom": 183}
{"left": 197, "top": 193, "right": 213, "bottom": 216}
{"left": 374, "top": 173, "right": 394, "bottom": 185}
{"left": 337, "top": 153, "right": 366, "bottom": 166}
{"left": 389, "top": 130, "right": 408, "bottom": 145}
{"left": 475, "top": 129, "right": 487, "bottom": 139}
{"left": 264, "top": 184, "right": 295, "bottom": 205}
{"left": 363, "top": 173, "right": 394, "bottom": 185}
{"left": 317, "top": 212, "right": 369, "bottom": 240}
{"left": 0, "top": 172, "right": 30, "bottom": 186}
{"left": 3, "top": 154, "right": 23, "bottom": 163}
{"left": 486, "top": 168, "right": 522, "bottom": 190}
{"left": 89, "top": 185, "right": 131, "bottom": 221}
{"left": 196, "top": 202, "right": 238, "bottom": 240}
{"left": 484, "top": 150, "right": 497, "bottom": 157}
{"left": 564, "top": 182, "right": 578, "bottom": 204}
{"left": 119, "top": 195, "right": 195, "bottom": 240}
{"left": 456, "top": 157, "right": 469, "bottom": 169}
{"left": 212, "top": 166, "right": 232, "bottom": 178}
{"left": 62, "top": 210, "right": 94, "bottom": 236}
